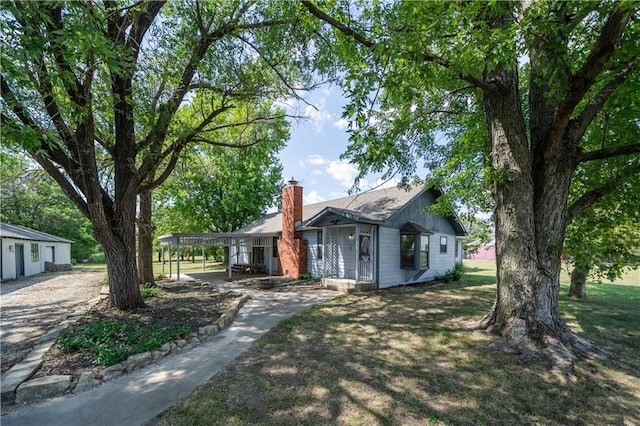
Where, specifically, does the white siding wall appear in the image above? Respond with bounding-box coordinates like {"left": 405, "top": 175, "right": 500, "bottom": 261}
{"left": 378, "top": 227, "right": 404, "bottom": 288}
{"left": 454, "top": 239, "right": 464, "bottom": 263}
{"left": 2, "top": 238, "right": 17, "bottom": 280}
{"left": 428, "top": 234, "right": 456, "bottom": 277}
{"left": 304, "top": 230, "right": 324, "bottom": 277}
{"left": 2, "top": 239, "right": 72, "bottom": 280}
{"left": 339, "top": 228, "right": 356, "bottom": 279}
{"left": 269, "top": 244, "right": 279, "bottom": 275}
{"left": 58, "top": 242, "right": 72, "bottom": 264}
{"left": 42, "top": 243, "right": 71, "bottom": 266}
{"left": 377, "top": 229, "right": 458, "bottom": 288}
{"left": 23, "top": 242, "right": 41, "bottom": 277}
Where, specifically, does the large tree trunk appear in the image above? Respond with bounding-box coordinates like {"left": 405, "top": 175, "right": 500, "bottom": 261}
{"left": 137, "top": 190, "right": 155, "bottom": 286}
{"left": 90, "top": 198, "right": 145, "bottom": 311}
{"left": 568, "top": 267, "right": 588, "bottom": 298}
{"left": 478, "top": 63, "right": 541, "bottom": 354}
{"left": 474, "top": 6, "right": 584, "bottom": 372}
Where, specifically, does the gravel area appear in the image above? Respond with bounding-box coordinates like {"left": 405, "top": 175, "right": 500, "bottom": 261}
{"left": 0, "top": 269, "right": 106, "bottom": 374}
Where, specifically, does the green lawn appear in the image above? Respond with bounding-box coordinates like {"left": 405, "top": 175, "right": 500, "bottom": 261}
{"left": 74, "top": 258, "right": 226, "bottom": 277}
{"left": 152, "top": 258, "right": 226, "bottom": 277}
{"left": 153, "top": 260, "right": 640, "bottom": 425}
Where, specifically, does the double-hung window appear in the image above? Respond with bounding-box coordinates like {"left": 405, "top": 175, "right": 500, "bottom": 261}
{"left": 401, "top": 233, "right": 430, "bottom": 270}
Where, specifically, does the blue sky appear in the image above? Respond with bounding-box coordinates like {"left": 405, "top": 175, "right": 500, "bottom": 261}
{"left": 277, "top": 84, "right": 403, "bottom": 206}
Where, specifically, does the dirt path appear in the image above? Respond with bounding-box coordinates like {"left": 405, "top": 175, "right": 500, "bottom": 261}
{"left": 0, "top": 269, "right": 106, "bottom": 374}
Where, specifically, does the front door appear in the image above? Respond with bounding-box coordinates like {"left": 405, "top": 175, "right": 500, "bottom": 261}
{"left": 324, "top": 227, "right": 339, "bottom": 277}
{"left": 252, "top": 246, "right": 265, "bottom": 264}
{"left": 15, "top": 244, "right": 25, "bottom": 276}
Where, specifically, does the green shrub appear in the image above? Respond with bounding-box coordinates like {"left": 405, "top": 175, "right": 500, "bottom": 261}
{"left": 298, "top": 272, "right": 314, "bottom": 280}
{"left": 58, "top": 319, "right": 191, "bottom": 366}
{"left": 140, "top": 283, "right": 163, "bottom": 298}
{"left": 435, "top": 262, "right": 465, "bottom": 283}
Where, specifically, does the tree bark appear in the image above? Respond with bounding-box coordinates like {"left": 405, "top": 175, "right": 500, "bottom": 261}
{"left": 89, "top": 197, "right": 145, "bottom": 310}
{"left": 137, "top": 189, "right": 155, "bottom": 286}
{"left": 473, "top": 5, "right": 581, "bottom": 372}
{"left": 569, "top": 267, "right": 588, "bottom": 298}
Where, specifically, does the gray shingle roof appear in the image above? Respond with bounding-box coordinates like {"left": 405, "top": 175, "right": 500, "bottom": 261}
{"left": 0, "top": 222, "right": 73, "bottom": 244}
{"left": 233, "top": 185, "right": 425, "bottom": 235}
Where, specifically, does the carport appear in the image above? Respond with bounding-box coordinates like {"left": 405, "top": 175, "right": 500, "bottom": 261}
{"left": 158, "top": 233, "right": 278, "bottom": 280}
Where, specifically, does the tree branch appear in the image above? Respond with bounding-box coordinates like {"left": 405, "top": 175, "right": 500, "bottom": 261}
{"left": 38, "top": 3, "right": 86, "bottom": 105}
{"left": 300, "top": 0, "right": 491, "bottom": 91}
{"left": 300, "top": 0, "right": 373, "bottom": 48}
{"left": 29, "top": 151, "right": 90, "bottom": 217}
{"left": 199, "top": 113, "right": 301, "bottom": 134}
{"left": 567, "top": 162, "right": 640, "bottom": 222}
{"left": 567, "top": 57, "right": 637, "bottom": 145}
{"left": 578, "top": 143, "right": 640, "bottom": 163}
{"left": 139, "top": 145, "right": 185, "bottom": 193}
{"left": 546, "top": 3, "right": 635, "bottom": 144}
{"left": 234, "top": 34, "right": 319, "bottom": 104}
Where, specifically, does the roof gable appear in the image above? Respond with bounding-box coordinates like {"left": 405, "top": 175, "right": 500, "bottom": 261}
{"left": 0, "top": 222, "right": 73, "bottom": 243}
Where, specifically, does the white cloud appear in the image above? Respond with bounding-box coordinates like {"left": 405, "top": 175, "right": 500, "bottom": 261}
{"left": 310, "top": 169, "right": 322, "bottom": 175}
{"left": 304, "top": 190, "right": 325, "bottom": 205}
{"left": 303, "top": 102, "right": 335, "bottom": 133}
{"left": 358, "top": 177, "right": 400, "bottom": 191}
{"left": 326, "top": 160, "right": 359, "bottom": 188}
{"left": 307, "top": 154, "right": 326, "bottom": 165}
{"left": 333, "top": 117, "right": 349, "bottom": 130}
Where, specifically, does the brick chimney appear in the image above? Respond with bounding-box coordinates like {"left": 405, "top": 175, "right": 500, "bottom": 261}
{"left": 278, "top": 178, "right": 307, "bottom": 277}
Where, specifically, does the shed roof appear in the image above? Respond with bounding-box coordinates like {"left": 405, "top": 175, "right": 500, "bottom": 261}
{"left": 234, "top": 185, "right": 426, "bottom": 235}
{"left": 0, "top": 222, "right": 73, "bottom": 244}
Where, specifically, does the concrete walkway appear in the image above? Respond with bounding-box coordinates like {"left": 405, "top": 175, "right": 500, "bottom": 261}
{"left": 1, "top": 275, "right": 340, "bottom": 426}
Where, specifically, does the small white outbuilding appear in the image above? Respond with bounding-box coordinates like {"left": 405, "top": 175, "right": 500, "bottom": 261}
{"left": 0, "top": 222, "right": 73, "bottom": 280}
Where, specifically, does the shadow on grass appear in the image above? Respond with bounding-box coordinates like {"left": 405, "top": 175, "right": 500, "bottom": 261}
{"left": 154, "top": 282, "right": 640, "bottom": 425}
{"left": 560, "top": 282, "right": 640, "bottom": 360}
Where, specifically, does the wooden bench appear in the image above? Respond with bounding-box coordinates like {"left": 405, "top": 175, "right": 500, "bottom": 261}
{"left": 231, "top": 263, "right": 266, "bottom": 274}
{"left": 231, "top": 263, "right": 251, "bottom": 273}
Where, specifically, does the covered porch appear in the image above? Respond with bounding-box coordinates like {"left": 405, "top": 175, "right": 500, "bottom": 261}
{"left": 306, "top": 207, "right": 379, "bottom": 291}
{"left": 158, "top": 232, "right": 278, "bottom": 280}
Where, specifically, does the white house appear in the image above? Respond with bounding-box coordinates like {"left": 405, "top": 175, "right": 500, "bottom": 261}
{"left": 159, "top": 180, "right": 466, "bottom": 291}
{"left": 0, "top": 223, "right": 73, "bottom": 280}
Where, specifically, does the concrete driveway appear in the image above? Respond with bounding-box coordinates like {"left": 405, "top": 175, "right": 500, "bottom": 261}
{"left": 1, "top": 272, "right": 340, "bottom": 426}
{"left": 1, "top": 269, "right": 106, "bottom": 374}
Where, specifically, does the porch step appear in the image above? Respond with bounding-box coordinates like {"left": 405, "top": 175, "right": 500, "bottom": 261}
{"left": 323, "top": 278, "right": 376, "bottom": 293}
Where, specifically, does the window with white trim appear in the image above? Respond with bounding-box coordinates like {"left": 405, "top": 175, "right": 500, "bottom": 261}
{"left": 440, "top": 236, "right": 448, "bottom": 254}
{"left": 419, "top": 235, "right": 429, "bottom": 269}
{"left": 31, "top": 243, "right": 39, "bottom": 262}
{"left": 400, "top": 234, "right": 416, "bottom": 269}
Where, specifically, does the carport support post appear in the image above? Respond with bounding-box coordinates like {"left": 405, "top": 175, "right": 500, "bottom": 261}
{"left": 227, "top": 239, "right": 233, "bottom": 280}
{"left": 176, "top": 237, "right": 181, "bottom": 280}
{"left": 355, "top": 226, "right": 360, "bottom": 284}
{"left": 202, "top": 246, "right": 205, "bottom": 271}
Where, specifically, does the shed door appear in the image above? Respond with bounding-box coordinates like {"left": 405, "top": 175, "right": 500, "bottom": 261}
{"left": 15, "top": 244, "right": 25, "bottom": 276}
{"left": 45, "top": 246, "right": 55, "bottom": 263}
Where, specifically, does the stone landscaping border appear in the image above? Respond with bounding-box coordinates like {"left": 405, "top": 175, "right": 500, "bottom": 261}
{"left": 1, "top": 282, "right": 249, "bottom": 407}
